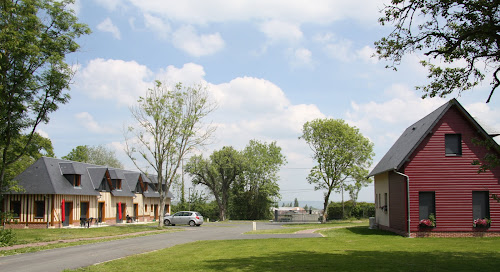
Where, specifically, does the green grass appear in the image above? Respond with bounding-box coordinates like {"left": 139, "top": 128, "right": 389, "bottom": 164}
{"left": 9, "top": 224, "right": 165, "bottom": 245}
{"left": 69, "top": 226, "right": 500, "bottom": 272}
{"left": 247, "top": 219, "right": 368, "bottom": 234}
{"left": 1, "top": 224, "right": 179, "bottom": 256}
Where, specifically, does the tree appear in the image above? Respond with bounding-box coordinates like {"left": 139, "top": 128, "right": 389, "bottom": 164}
{"left": 0, "top": 0, "right": 90, "bottom": 204}
{"left": 63, "top": 145, "right": 124, "bottom": 168}
{"left": 345, "top": 167, "right": 372, "bottom": 207}
{"left": 230, "top": 140, "right": 286, "bottom": 220}
{"left": 293, "top": 198, "right": 299, "bottom": 207}
{"left": 125, "top": 81, "right": 216, "bottom": 227}
{"left": 185, "top": 146, "right": 244, "bottom": 221}
{"left": 375, "top": 0, "right": 500, "bottom": 103}
{"left": 4, "top": 132, "right": 54, "bottom": 192}
{"left": 300, "top": 119, "right": 374, "bottom": 223}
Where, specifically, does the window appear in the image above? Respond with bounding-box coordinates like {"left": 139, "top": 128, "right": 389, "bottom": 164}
{"left": 445, "top": 134, "right": 462, "bottom": 156}
{"left": 112, "top": 179, "right": 122, "bottom": 190}
{"left": 64, "top": 174, "right": 81, "bottom": 187}
{"left": 11, "top": 201, "right": 21, "bottom": 218}
{"left": 419, "top": 192, "right": 436, "bottom": 221}
{"left": 472, "top": 191, "right": 490, "bottom": 220}
{"left": 34, "top": 201, "right": 45, "bottom": 219}
{"left": 145, "top": 204, "right": 148, "bottom": 212}
{"left": 99, "top": 178, "right": 109, "bottom": 191}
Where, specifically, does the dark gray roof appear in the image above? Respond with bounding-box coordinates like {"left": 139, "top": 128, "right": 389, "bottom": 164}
{"left": 13, "top": 157, "right": 99, "bottom": 196}
{"left": 368, "top": 98, "right": 499, "bottom": 177}
{"left": 12, "top": 157, "right": 173, "bottom": 199}
{"left": 87, "top": 167, "right": 108, "bottom": 188}
{"left": 59, "top": 162, "right": 85, "bottom": 175}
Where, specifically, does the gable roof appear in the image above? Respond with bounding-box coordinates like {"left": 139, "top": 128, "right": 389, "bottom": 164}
{"left": 368, "top": 98, "right": 500, "bottom": 177}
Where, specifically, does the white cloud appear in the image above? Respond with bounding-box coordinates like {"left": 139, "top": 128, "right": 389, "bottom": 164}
{"left": 93, "top": 0, "right": 124, "bottom": 11}
{"left": 75, "top": 112, "right": 116, "bottom": 134}
{"left": 143, "top": 13, "right": 171, "bottom": 40}
{"left": 259, "top": 20, "right": 303, "bottom": 44}
{"left": 323, "top": 38, "right": 354, "bottom": 62}
{"left": 97, "top": 18, "right": 121, "bottom": 40}
{"left": 288, "top": 48, "right": 313, "bottom": 68}
{"left": 357, "top": 46, "right": 378, "bottom": 64}
{"left": 127, "top": 0, "right": 386, "bottom": 25}
{"left": 156, "top": 63, "right": 207, "bottom": 86}
{"left": 74, "top": 58, "right": 153, "bottom": 105}
{"left": 36, "top": 129, "right": 49, "bottom": 139}
{"left": 172, "top": 25, "right": 225, "bottom": 57}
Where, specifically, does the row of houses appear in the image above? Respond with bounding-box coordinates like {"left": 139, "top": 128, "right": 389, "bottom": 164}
{"left": 2, "top": 157, "right": 172, "bottom": 228}
{"left": 369, "top": 99, "right": 500, "bottom": 237}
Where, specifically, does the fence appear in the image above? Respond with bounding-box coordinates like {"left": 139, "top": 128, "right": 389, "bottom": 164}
{"left": 274, "top": 211, "right": 320, "bottom": 222}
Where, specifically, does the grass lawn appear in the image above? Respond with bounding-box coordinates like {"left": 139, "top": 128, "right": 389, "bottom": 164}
{"left": 69, "top": 226, "right": 500, "bottom": 272}
{"left": 248, "top": 219, "right": 368, "bottom": 234}
{"left": 1, "top": 224, "right": 178, "bottom": 256}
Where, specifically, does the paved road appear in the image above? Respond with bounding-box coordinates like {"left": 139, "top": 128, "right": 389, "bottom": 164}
{"left": 0, "top": 222, "right": 321, "bottom": 271}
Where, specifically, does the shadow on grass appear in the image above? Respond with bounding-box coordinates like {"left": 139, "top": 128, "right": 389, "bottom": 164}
{"left": 203, "top": 250, "right": 498, "bottom": 271}
{"left": 344, "top": 226, "right": 399, "bottom": 236}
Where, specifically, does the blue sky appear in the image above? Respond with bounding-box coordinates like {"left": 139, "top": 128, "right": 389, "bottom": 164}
{"left": 37, "top": 0, "right": 500, "bottom": 204}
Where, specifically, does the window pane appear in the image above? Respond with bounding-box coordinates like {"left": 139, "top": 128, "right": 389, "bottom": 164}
{"left": 11, "top": 201, "right": 21, "bottom": 218}
{"left": 419, "top": 192, "right": 435, "bottom": 220}
{"left": 35, "top": 201, "right": 45, "bottom": 218}
{"left": 472, "top": 191, "right": 489, "bottom": 219}
{"left": 445, "top": 134, "right": 462, "bottom": 155}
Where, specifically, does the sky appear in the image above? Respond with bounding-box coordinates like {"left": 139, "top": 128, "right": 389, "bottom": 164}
{"left": 36, "top": 0, "right": 500, "bottom": 205}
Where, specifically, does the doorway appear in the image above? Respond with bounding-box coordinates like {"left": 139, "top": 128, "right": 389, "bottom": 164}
{"left": 63, "top": 202, "right": 73, "bottom": 226}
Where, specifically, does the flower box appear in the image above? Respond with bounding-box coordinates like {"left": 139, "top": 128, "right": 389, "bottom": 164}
{"left": 473, "top": 218, "right": 490, "bottom": 228}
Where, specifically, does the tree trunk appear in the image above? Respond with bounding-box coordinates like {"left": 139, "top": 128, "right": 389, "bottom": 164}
{"left": 322, "top": 190, "right": 332, "bottom": 223}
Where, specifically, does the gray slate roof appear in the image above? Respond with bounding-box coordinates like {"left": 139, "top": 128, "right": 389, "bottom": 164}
{"left": 368, "top": 98, "right": 499, "bottom": 177}
{"left": 12, "top": 157, "right": 173, "bottom": 198}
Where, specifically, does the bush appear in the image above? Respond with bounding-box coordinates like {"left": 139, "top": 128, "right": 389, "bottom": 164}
{"left": 327, "top": 201, "right": 375, "bottom": 220}
{"left": 0, "top": 229, "right": 16, "bottom": 247}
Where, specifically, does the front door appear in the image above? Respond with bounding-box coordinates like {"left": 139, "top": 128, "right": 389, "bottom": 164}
{"left": 116, "top": 203, "right": 126, "bottom": 223}
{"left": 154, "top": 204, "right": 158, "bottom": 221}
{"left": 134, "top": 204, "right": 138, "bottom": 220}
{"left": 98, "top": 202, "right": 104, "bottom": 223}
{"left": 63, "top": 202, "right": 73, "bottom": 226}
{"left": 80, "top": 202, "right": 89, "bottom": 219}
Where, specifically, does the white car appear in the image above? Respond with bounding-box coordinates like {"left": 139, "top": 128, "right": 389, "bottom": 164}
{"left": 164, "top": 211, "right": 203, "bottom": 226}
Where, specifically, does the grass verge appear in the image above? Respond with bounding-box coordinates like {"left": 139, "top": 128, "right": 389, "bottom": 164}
{"left": 246, "top": 219, "right": 368, "bottom": 234}
{"left": 68, "top": 226, "right": 500, "bottom": 272}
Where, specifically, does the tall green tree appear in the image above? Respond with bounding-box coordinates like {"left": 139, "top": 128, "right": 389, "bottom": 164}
{"left": 63, "top": 145, "right": 124, "bottom": 168}
{"left": 185, "top": 146, "right": 244, "bottom": 221}
{"left": 230, "top": 140, "right": 286, "bottom": 220}
{"left": 0, "top": 0, "right": 90, "bottom": 199}
{"left": 125, "top": 81, "right": 216, "bottom": 227}
{"left": 300, "top": 119, "right": 374, "bottom": 223}
{"left": 293, "top": 198, "right": 299, "bottom": 207}
{"left": 375, "top": 0, "right": 499, "bottom": 103}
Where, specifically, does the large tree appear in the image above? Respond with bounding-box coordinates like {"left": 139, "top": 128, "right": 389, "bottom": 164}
{"left": 63, "top": 145, "right": 124, "bottom": 168}
{"left": 125, "top": 81, "right": 216, "bottom": 227}
{"left": 375, "top": 0, "right": 500, "bottom": 103}
{"left": 184, "top": 146, "right": 244, "bottom": 221}
{"left": 0, "top": 0, "right": 90, "bottom": 197}
{"left": 230, "top": 140, "right": 286, "bottom": 220}
{"left": 300, "top": 119, "right": 374, "bottom": 223}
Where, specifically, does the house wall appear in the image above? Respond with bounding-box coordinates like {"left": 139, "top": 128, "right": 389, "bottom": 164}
{"left": 374, "top": 172, "right": 389, "bottom": 227}
{"left": 388, "top": 171, "right": 407, "bottom": 233}
{"left": 404, "top": 107, "right": 500, "bottom": 233}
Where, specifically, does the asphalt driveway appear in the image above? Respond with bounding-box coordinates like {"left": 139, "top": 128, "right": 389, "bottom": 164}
{"left": 0, "top": 222, "right": 321, "bottom": 272}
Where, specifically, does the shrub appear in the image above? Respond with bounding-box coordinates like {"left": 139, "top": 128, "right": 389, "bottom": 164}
{"left": 327, "top": 201, "right": 375, "bottom": 220}
{"left": 0, "top": 229, "right": 16, "bottom": 247}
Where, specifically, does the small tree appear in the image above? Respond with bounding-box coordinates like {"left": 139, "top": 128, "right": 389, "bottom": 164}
{"left": 300, "top": 119, "right": 374, "bottom": 223}
{"left": 293, "top": 198, "right": 299, "bottom": 207}
{"left": 63, "top": 145, "right": 124, "bottom": 168}
{"left": 125, "top": 81, "right": 216, "bottom": 227}
{"left": 185, "top": 146, "right": 244, "bottom": 221}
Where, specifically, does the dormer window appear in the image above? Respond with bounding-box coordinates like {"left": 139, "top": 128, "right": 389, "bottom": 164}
{"left": 112, "top": 179, "right": 122, "bottom": 190}
{"left": 64, "top": 174, "right": 81, "bottom": 187}
{"left": 445, "top": 134, "right": 462, "bottom": 156}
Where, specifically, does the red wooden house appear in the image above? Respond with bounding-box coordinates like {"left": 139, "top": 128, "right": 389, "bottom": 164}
{"left": 369, "top": 99, "right": 500, "bottom": 237}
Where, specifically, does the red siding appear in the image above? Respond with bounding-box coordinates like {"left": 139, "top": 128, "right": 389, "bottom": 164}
{"left": 404, "top": 107, "right": 500, "bottom": 233}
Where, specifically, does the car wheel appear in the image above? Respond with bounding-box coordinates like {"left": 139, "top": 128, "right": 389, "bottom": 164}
{"left": 189, "top": 220, "right": 196, "bottom": 227}
{"left": 164, "top": 219, "right": 171, "bottom": 226}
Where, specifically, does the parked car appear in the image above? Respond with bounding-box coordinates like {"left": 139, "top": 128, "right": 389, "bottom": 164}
{"left": 164, "top": 211, "right": 203, "bottom": 226}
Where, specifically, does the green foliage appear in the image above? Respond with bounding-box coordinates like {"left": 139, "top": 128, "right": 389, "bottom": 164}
{"left": 171, "top": 190, "right": 219, "bottom": 221}
{"left": 375, "top": 0, "right": 500, "bottom": 102}
{"left": 230, "top": 140, "right": 286, "bottom": 220}
{"left": 63, "top": 145, "right": 124, "bottom": 168}
{"left": 185, "top": 146, "right": 243, "bottom": 221}
{"left": 0, "top": 0, "right": 90, "bottom": 201}
{"left": 327, "top": 201, "right": 375, "bottom": 220}
{"left": 293, "top": 198, "right": 299, "bottom": 207}
{"left": 471, "top": 138, "right": 500, "bottom": 173}
{"left": 0, "top": 229, "right": 16, "bottom": 247}
{"left": 300, "top": 118, "right": 374, "bottom": 223}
